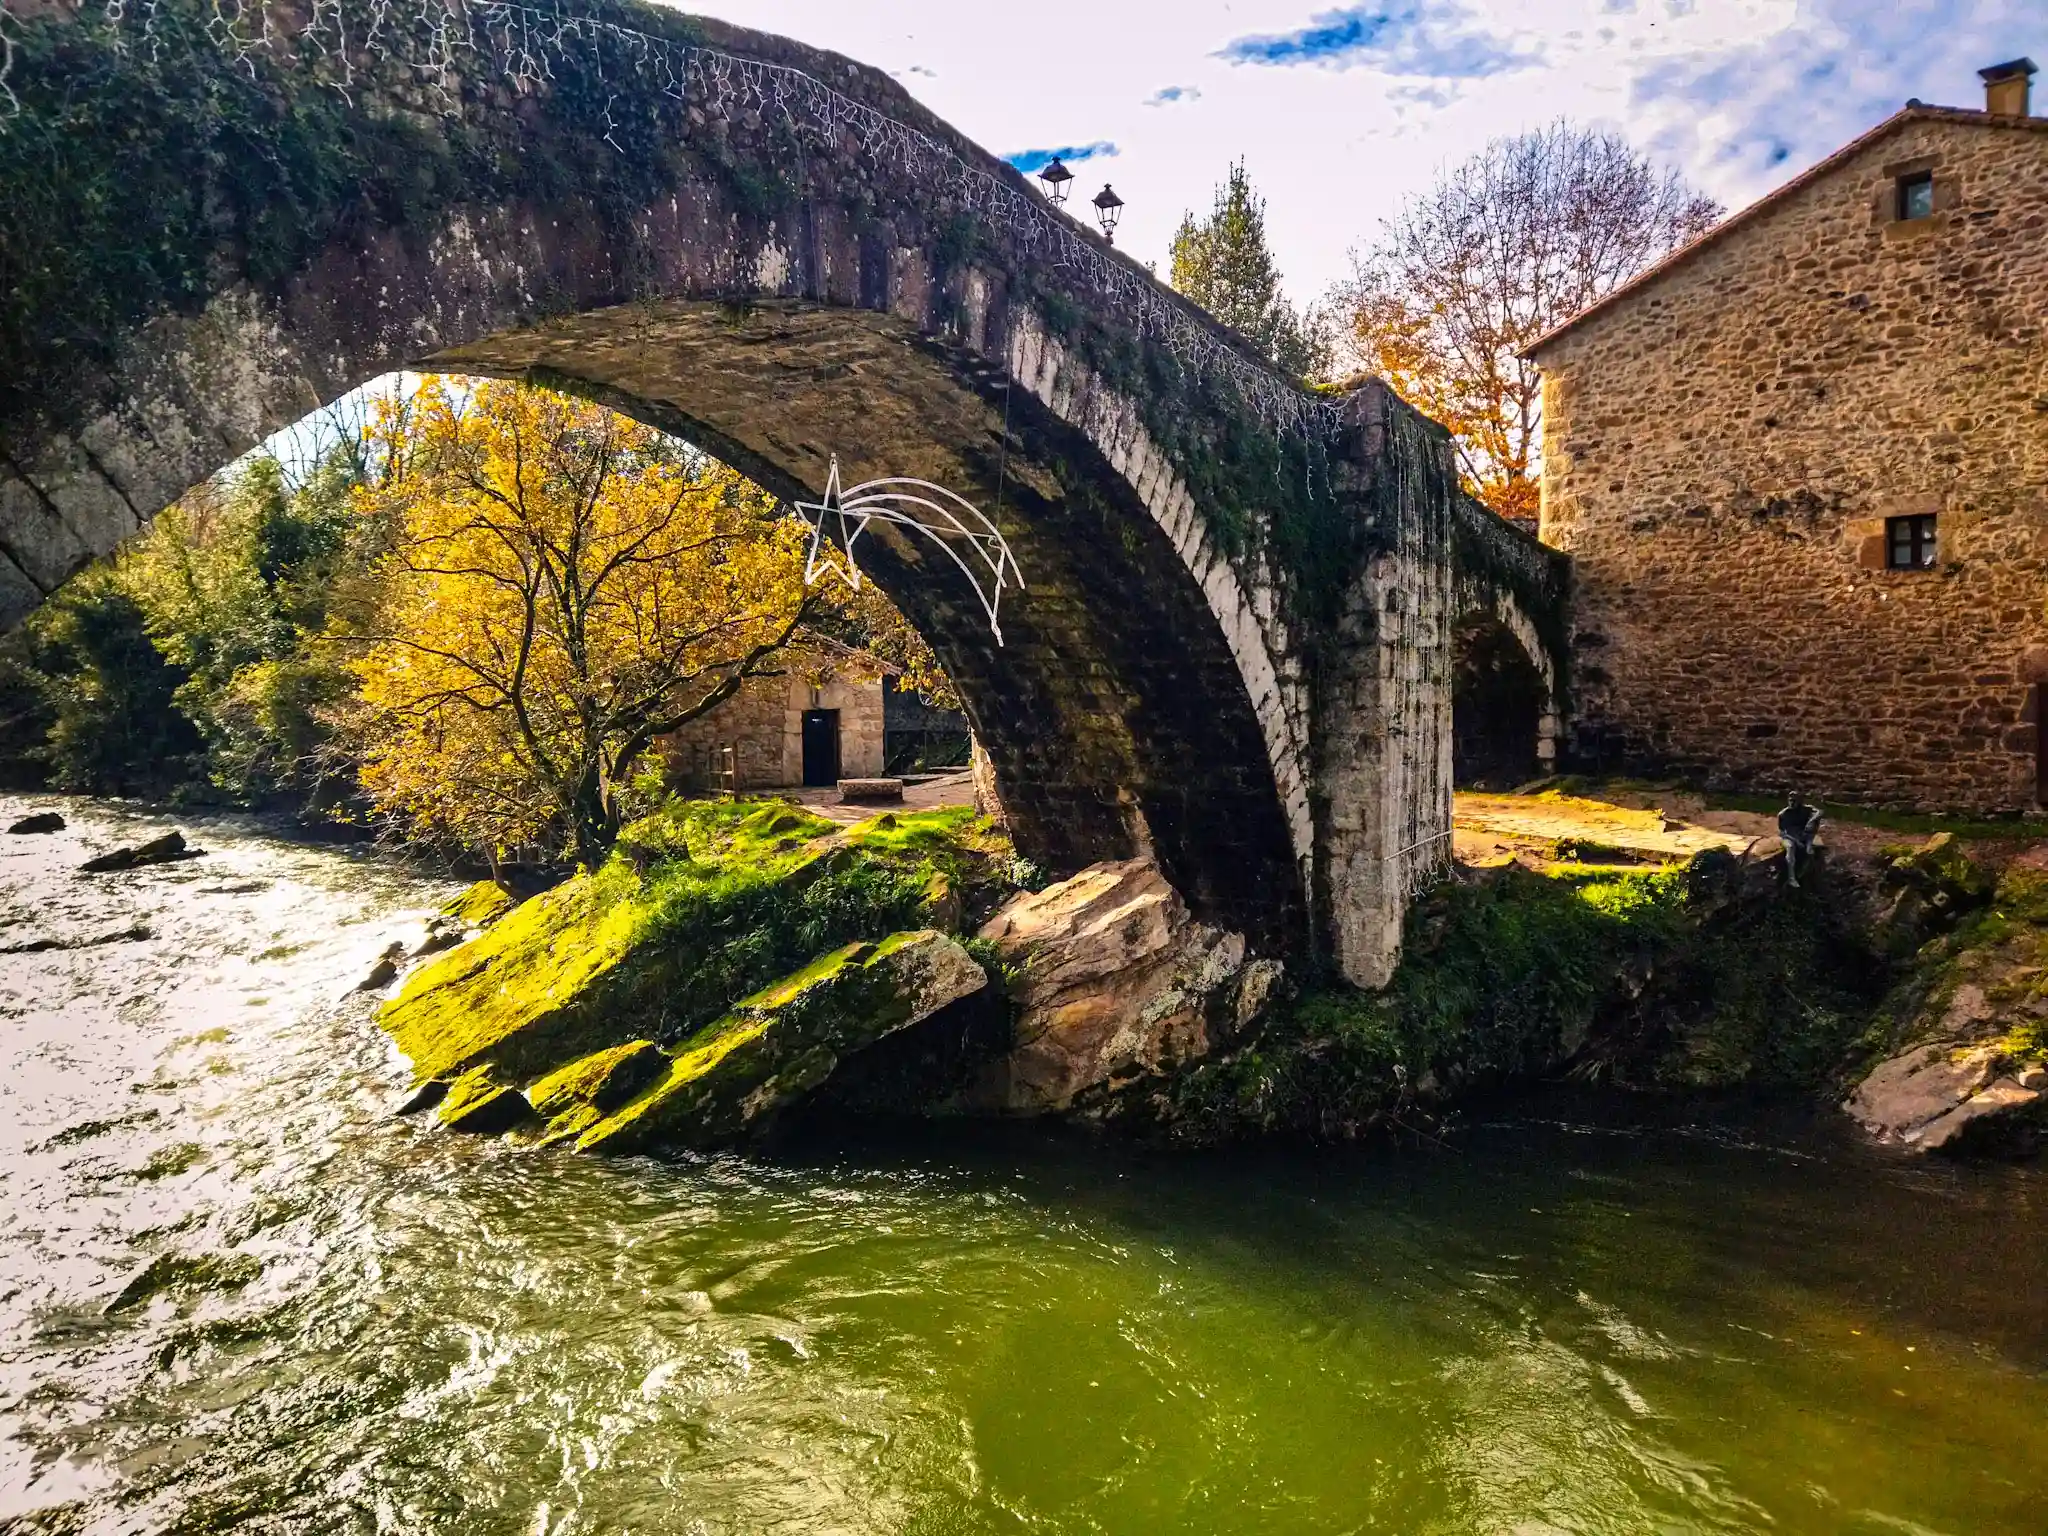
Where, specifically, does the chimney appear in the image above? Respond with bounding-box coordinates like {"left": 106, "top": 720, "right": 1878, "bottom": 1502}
{"left": 1980, "top": 57, "right": 2037, "bottom": 117}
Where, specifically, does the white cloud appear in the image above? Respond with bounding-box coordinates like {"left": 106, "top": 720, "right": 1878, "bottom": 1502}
{"left": 666, "top": 1, "right": 2043, "bottom": 300}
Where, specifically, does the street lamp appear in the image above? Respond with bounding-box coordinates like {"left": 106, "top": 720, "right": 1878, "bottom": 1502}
{"left": 1037, "top": 156, "right": 1074, "bottom": 207}
{"left": 1092, "top": 183, "right": 1124, "bottom": 244}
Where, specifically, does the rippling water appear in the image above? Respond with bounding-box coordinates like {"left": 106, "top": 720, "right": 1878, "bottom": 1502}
{"left": 2, "top": 796, "right": 2044, "bottom": 1535}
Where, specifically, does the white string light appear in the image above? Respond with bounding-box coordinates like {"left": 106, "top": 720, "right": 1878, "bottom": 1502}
{"left": 0, "top": 0, "right": 1345, "bottom": 445}
{"left": 796, "top": 455, "right": 1024, "bottom": 645}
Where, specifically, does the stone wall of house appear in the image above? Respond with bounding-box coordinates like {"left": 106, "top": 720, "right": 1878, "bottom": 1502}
{"left": 1535, "top": 111, "right": 2048, "bottom": 812}
{"left": 662, "top": 673, "right": 885, "bottom": 792}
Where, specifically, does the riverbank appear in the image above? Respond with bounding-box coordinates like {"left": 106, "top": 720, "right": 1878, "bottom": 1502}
{"left": 300, "top": 779, "right": 2048, "bottom": 1162}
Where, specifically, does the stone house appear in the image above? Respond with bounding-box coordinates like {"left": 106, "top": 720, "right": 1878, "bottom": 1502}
{"left": 659, "top": 643, "right": 972, "bottom": 792}
{"left": 661, "top": 654, "right": 887, "bottom": 792}
{"left": 1527, "top": 59, "right": 2048, "bottom": 813}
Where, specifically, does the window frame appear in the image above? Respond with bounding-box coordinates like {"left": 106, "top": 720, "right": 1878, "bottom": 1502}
{"left": 1885, "top": 513, "right": 1938, "bottom": 570}
{"left": 1896, "top": 171, "right": 1935, "bottom": 222}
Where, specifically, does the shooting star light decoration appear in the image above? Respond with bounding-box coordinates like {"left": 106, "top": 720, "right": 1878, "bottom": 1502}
{"left": 795, "top": 456, "right": 1025, "bottom": 644}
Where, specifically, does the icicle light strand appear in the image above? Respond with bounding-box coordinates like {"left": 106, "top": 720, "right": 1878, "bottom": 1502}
{"left": 0, "top": 0, "right": 1350, "bottom": 444}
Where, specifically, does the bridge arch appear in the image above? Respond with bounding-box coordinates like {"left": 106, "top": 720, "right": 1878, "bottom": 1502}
{"left": 0, "top": 0, "right": 1468, "bottom": 983}
{"left": 1450, "top": 500, "right": 1572, "bottom": 789}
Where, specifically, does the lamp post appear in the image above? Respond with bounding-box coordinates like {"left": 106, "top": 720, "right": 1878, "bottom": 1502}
{"left": 1092, "top": 183, "right": 1124, "bottom": 244}
{"left": 1037, "top": 156, "right": 1074, "bottom": 207}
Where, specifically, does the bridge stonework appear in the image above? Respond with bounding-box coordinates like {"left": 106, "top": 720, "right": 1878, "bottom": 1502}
{"left": 1452, "top": 499, "right": 1575, "bottom": 775}
{"left": 0, "top": 0, "right": 1556, "bottom": 986}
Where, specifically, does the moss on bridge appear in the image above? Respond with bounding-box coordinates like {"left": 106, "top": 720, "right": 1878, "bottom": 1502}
{"left": 0, "top": 0, "right": 718, "bottom": 436}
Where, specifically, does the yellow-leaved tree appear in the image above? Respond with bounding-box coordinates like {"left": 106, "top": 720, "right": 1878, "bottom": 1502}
{"left": 344, "top": 379, "right": 823, "bottom": 868}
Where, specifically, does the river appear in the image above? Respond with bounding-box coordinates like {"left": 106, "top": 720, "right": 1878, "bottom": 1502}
{"left": 2, "top": 796, "right": 2043, "bottom": 1535}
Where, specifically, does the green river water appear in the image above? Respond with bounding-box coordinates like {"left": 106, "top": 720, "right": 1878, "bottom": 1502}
{"left": 1, "top": 798, "right": 2043, "bottom": 1535}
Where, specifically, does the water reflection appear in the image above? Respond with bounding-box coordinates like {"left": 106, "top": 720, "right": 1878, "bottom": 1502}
{"left": 1, "top": 797, "right": 2043, "bottom": 1535}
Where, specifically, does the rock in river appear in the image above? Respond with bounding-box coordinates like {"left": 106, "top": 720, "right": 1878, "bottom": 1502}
{"left": 572, "top": 931, "right": 987, "bottom": 1153}
{"left": 376, "top": 799, "right": 1015, "bottom": 1151}
{"left": 1847, "top": 1039, "right": 2045, "bottom": 1154}
{"left": 78, "top": 830, "right": 205, "bottom": 873}
{"left": 7, "top": 812, "right": 64, "bottom": 834}
{"left": 1845, "top": 851, "right": 2048, "bottom": 1157}
{"left": 967, "top": 859, "right": 1280, "bottom": 1115}
{"left": 399, "top": 931, "right": 987, "bottom": 1151}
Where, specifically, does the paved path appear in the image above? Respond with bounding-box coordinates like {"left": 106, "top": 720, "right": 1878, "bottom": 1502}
{"left": 781, "top": 775, "right": 1783, "bottom": 872}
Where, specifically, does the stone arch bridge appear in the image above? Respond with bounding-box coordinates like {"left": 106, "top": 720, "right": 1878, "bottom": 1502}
{"left": 0, "top": 0, "right": 1565, "bottom": 986}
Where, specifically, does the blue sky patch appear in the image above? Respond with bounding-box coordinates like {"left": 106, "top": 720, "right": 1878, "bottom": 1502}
{"left": 1003, "top": 141, "right": 1118, "bottom": 174}
{"left": 1217, "top": 2, "right": 1540, "bottom": 78}
{"left": 1145, "top": 85, "right": 1201, "bottom": 106}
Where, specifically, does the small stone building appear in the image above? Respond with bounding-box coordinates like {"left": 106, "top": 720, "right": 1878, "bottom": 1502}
{"left": 1528, "top": 60, "right": 2048, "bottom": 812}
{"left": 662, "top": 661, "right": 887, "bottom": 792}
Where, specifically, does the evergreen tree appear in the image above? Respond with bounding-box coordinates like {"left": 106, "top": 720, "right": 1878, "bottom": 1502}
{"left": 1170, "top": 162, "right": 1329, "bottom": 379}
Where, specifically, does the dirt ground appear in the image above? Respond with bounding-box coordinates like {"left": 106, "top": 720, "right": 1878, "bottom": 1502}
{"left": 787, "top": 768, "right": 979, "bottom": 826}
{"left": 781, "top": 771, "right": 1953, "bottom": 873}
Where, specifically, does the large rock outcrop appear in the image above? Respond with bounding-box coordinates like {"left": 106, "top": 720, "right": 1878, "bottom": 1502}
{"left": 964, "top": 859, "right": 1281, "bottom": 1115}
{"left": 1845, "top": 842, "right": 2048, "bottom": 1157}
{"left": 376, "top": 799, "right": 1016, "bottom": 1151}
{"left": 573, "top": 932, "right": 987, "bottom": 1152}
{"left": 416, "top": 931, "right": 987, "bottom": 1150}
{"left": 1846, "top": 1035, "right": 2044, "bottom": 1154}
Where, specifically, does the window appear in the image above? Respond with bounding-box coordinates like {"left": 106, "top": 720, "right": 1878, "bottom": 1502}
{"left": 1897, "top": 171, "right": 1935, "bottom": 221}
{"left": 1886, "top": 513, "right": 1938, "bottom": 569}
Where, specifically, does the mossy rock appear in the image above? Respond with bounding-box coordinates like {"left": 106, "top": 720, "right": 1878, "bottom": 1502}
{"left": 528, "top": 1039, "right": 668, "bottom": 1119}
{"left": 443, "top": 880, "right": 517, "bottom": 930}
{"left": 1990, "top": 863, "right": 2048, "bottom": 927}
{"left": 391, "top": 869, "right": 662, "bottom": 1086}
{"left": 1876, "top": 860, "right": 2048, "bottom": 1070}
{"left": 1875, "top": 833, "right": 1998, "bottom": 955}
{"left": 1885, "top": 832, "right": 1994, "bottom": 904}
{"left": 577, "top": 930, "right": 988, "bottom": 1154}
{"left": 380, "top": 797, "right": 1023, "bottom": 1139}
{"left": 436, "top": 1066, "right": 537, "bottom": 1134}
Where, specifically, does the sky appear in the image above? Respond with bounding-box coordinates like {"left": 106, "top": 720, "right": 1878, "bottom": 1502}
{"left": 672, "top": 0, "right": 2041, "bottom": 302}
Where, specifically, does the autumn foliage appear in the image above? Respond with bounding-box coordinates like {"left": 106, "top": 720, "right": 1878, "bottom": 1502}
{"left": 1336, "top": 123, "right": 1719, "bottom": 522}
{"left": 344, "top": 380, "right": 822, "bottom": 869}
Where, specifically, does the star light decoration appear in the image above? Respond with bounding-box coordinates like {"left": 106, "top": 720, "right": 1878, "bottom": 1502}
{"left": 795, "top": 456, "right": 1025, "bottom": 645}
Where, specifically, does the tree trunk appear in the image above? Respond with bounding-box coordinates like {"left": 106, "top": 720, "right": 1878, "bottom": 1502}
{"left": 568, "top": 778, "right": 622, "bottom": 872}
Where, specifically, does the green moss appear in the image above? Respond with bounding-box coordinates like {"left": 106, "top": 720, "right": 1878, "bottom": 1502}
{"left": 1870, "top": 862, "right": 2048, "bottom": 1072}
{"left": 575, "top": 930, "right": 983, "bottom": 1153}
{"left": 443, "top": 880, "right": 516, "bottom": 930}
{"left": 379, "top": 795, "right": 1020, "bottom": 1100}
{"left": 1451, "top": 496, "right": 1574, "bottom": 707}
{"left": 434, "top": 1065, "right": 534, "bottom": 1133}
{"left": 1161, "top": 851, "right": 1885, "bottom": 1143}
{"left": 1987, "top": 865, "right": 2048, "bottom": 927}
{"left": 1886, "top": 833, "right": 1994, "bottom": 903}
{"left": 1008, "top": 269, "right": 1388, "bottom": 647}
{"left": 527, "top": 1040, "right": 667, "bottom": 1119}
{"left": 2, "top": 0, "right": 717, "bottom": 436}
{"left": 844, "top": 804, "right": 987, "bottom": 853}
{"left": 390, "top": 868, "right": 651, "bottom": 1085}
